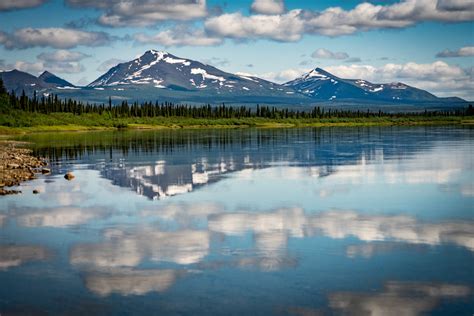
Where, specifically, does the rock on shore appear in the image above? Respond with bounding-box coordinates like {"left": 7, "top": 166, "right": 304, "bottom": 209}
{"left": 0, "top": 141, "right": 48, "bottom": 195}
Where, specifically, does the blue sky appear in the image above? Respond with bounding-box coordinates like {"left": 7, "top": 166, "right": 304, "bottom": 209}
{"left": 0, "top": 0, "right": 473, "bottom": 98}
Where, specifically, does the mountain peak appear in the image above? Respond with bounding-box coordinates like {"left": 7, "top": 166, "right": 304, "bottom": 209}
{"left": 38, "top": 71, "right": 74, "bottom": 87}
{"left": 304, "top": 68, "right": 336, "bottom": 80}
{"left": 38, "top": 70, "right": 54, "bottom": 79}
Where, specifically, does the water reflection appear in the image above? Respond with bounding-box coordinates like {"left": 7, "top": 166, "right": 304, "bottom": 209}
{"left": 85, "top": 268, "right": 185, "bottom": 297}
{"left": 71, "top": 228, "right": 210, "bottom": 268}
{"left": 18, "top": 126, "right": 473, "bottom": 200}
{"left": 208, "top": 208, "right": 474, "bottom": 252}
{"left": 329, "top": 281, "right": 471, "bottom": 316}
{"left": 0, "top": 245, "right": 50, "bottom": 270}
{"left": 14, "top": 206, "right": 110, "bottom": 228}
{"left": 0, "top": 126, "right": 472, "bottom": 314}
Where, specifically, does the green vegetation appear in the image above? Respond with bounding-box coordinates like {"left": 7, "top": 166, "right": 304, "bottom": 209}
{"left": 0, "top": 79, "right": 472, "bottom": 134}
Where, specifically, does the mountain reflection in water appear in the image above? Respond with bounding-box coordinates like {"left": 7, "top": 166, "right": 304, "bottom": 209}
{"left": 0, "top": 126, "right": 472, "bottom": 315}
{"left": 20, "top": 126, "right": 473, "bottom": 200}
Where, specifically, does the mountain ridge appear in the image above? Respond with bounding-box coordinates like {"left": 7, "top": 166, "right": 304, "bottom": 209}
{"left": 0, "top": 50, "right": 467, "bottom": 107}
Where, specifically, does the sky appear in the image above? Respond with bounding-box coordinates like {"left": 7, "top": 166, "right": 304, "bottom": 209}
{"left": 0, "top": 0, "right": 473, "bottom": 99}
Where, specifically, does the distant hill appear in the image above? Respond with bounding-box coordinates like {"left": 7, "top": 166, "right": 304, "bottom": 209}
{"left": 0, "top": 69, "right": 76, "bottom": 95}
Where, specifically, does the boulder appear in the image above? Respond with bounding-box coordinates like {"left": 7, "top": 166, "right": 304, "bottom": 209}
{"left": 64, "top": 172, "right": 75, "bottom": 180}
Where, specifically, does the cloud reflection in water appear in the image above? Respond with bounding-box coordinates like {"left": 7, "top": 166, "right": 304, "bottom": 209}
{"left": 0, "top": 245, "right": 50, "bottom": 270}
{"left": 70, "top": 228, "right": 210, "bottom": 268}
{"left": 85, "top": 268, "right": 185, "bottom": 297}
{"left": 329, "top": 281, "right": 471, "bottom": 316}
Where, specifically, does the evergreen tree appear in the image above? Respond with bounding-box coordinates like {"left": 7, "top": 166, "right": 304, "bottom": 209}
{"left": 0, "top": 78, "right": 6, "bottom": 95}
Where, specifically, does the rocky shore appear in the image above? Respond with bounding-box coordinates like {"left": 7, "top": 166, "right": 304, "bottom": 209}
{"left": 0, "top": 141, "right": 49, "bottom": 195}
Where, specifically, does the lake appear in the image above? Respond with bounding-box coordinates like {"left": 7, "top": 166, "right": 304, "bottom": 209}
{"left": 1, "top": 126, "right": 473, "bottom": 315}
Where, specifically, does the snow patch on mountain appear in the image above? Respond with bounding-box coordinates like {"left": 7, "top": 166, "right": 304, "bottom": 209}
{"left": 191, "top": 68, "right": 225, "bottom": 82}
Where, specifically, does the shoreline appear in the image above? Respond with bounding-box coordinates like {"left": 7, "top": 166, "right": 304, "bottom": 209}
{"left": 1, "top": 118, "right": 472, "bottom": 135}
{"left": 0, "top": 141, "right": 49, "bottom": 195}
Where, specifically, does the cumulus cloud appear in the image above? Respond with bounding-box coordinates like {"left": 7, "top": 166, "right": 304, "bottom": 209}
{"left": 205, "top": 10, "right": 305, "bottom": 42}
{"left": 10, "top": 61, "right": 45, "bottom": 74}
{"left": 134, "top": 25, "right": 222, "bottom": 47}
{"left": 97, "top": 58, "right": 126, "bottom": 72}
{"left": 436, "top": 46, "right": 474, "bottom": 57}
{"left": 0, "top": 0, "right": 47, "bottom": 11}
{"left": 67, "top": 0, "right": 207, "bottom": 27}
{"left": 204, "top": 0, "right": 474, "bottom": 42}
{"left": 259, "top": 68, "right": 309, "bottom": 83}
{"left": 1, "top": 58, "right": 85, "bottom": 75}
{"left": 37, "top": 50, "right": 89, "bottom": 62}
{"left": 324, "top": 61, "right": 473, "bottom": 98}
{"left": 311, "top": 48, "right": 349, "bottom": 60}
{"left": 250, "top": 0, "right": 285, "bottom": 15}
{"left": 437, "top": 0, "right": 474, "bottom": 11}
{"left": 0, "top": 28, "right": 111, "bottom": 49}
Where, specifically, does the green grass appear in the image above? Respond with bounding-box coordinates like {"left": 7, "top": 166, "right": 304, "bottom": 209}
{"left": 0, "top": 109, "right": 471, "bottom": 134}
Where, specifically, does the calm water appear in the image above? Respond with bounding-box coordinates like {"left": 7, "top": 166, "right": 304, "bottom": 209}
{"left": 0, "top": 126, "right": 473, "bottom": 315}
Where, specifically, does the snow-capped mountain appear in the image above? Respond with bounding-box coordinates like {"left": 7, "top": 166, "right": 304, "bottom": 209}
{"left": 87, "top": 50, "right": 301, "bottom": 102}
{"left": 0, "top": 69, "right": 75, "bottom": 95}
{"left": 1, "top": 51, "right": 466, "bottom": 107}
{"left": 284, "top": 67, "right": 464, "bottom": 103}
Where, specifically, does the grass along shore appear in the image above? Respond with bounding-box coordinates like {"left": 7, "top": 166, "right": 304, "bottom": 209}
{"left": 0, "top": 110, "right": 472, "bottom": 134}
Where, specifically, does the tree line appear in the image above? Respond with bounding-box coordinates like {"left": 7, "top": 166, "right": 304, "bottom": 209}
{"left": 1, "top": 79, "right": 473, "bottom": 118}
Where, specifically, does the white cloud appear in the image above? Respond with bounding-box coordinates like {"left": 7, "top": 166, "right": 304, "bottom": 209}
{"left": 258, "top": 68, "right": 310, "bottom": 83}
{"left": 67, "top": 0, "right": 207, "bottom": 27}
{"left": 134, "top": 25, "right": 222, "bottom": 47}
{"left": 436, "top": 0, "right": 474, "bottom": 11}
{"left": 1, "top": 50, "right": 89, "bottom": 75}
{"left": 0, "top": 28, "right": 111, "bottom": 49}
{"left": 251, "top": 0, "right": 285, "bottom": 15}
{"left": 97, "top": 58, "right": 125, "bottom": 72}
{"left": 311, "top": 48, "right": 349, "bottom": 60}
{"left": 436, "top": 46, "right": 474, "bottom": 57}
{"left": 37, "top": 50, "right": 89, "bottom": 62}
{"left": 324, "top": 61, "right": 473, "bottom": 98}
{"left": 11, "top": 61, "right": 44, "bottom": 74}
{"left": 0, "top": 0, "right": 47, "bottom": 11}
{"left": 205, "top": 10, "right": 305, "bottom": 42}
{"left": 204, "top": 0, "right": 474, "bottom": 42}
{"left": 75, "top": 77, "right": 90, "bottom": 86}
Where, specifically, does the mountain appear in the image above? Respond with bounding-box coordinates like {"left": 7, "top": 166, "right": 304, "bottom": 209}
{"left": 0, "top": 51, "right": 467, "bottom": 108}
{"left": 84, "top": 50, "right": 306, "bottom": 105}
{"left": 0, "top": 69, "right": 46, "bottom": 95}
{"left": 284, "top": 68, "right": 466, "bottom": 104}
{"left": 0, "top": 69, "right": 76, "bottom": 95}
{"left": 38, "top": 71, "right": 74, "bottom": 88}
